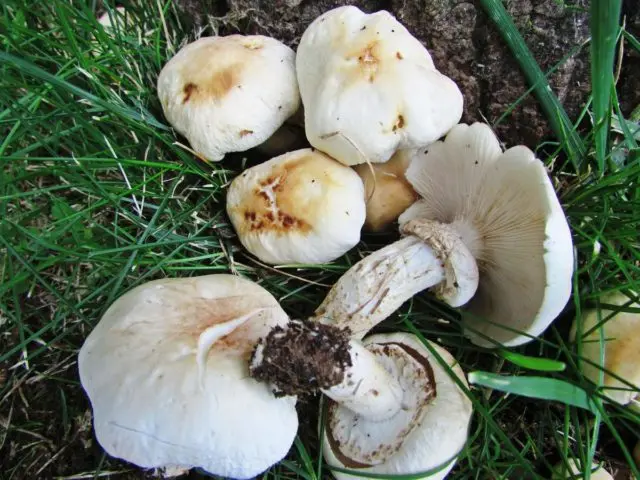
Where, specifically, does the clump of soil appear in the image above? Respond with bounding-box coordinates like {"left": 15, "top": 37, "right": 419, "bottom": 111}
{"left": 250, "top": 319, "right": 352, "bottom": 396}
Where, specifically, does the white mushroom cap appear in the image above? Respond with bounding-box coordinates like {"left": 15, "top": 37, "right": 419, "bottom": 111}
{"left": 353, "top": 149, "right": 418, "bottom": 231}
{"left": 399, "top": 122, "right": 574, "bottom": 347}
{"left": 323, "top": 333, "right": 472, "bottom": 479}
{"left": 296, "top": 6, "right": 463, "bottom": 166}
{"left": 551, "top": 459, "right": 613, "bottom": 480}
{"left": 157, "top": 35, "right": 300, "bottom": 161}
{"left": 78, "top": 274, "right": 298, "bottom": 479}
{"left": 226, "top": 148, "right": 366, "bottom": 264}
{"left": 570, "top": 291, "right": 640, "bottom": 405}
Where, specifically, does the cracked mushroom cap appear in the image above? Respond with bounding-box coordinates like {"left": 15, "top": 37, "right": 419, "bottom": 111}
{"left": 226, "top": 148, "right": 366, "bottom": 265}
{"left": 157, "top": 35, "right": 300, "bottom": 161}
{"left": 399, "top": 123, "right": 574, "bottom": 347}
{"left": 296, "top": 6, "right": 463, "bottom": 166}
{"left": 570, "top": 291, "right": 640, "bottom": 405}
{"left": 78, "top": 274, "right": 298, "bottom": 479}
{"left": 354, "top": 148, "right": 418, "bottom": 231}
{"left": 323, "top": 333, "right": 472, "bottom": 479}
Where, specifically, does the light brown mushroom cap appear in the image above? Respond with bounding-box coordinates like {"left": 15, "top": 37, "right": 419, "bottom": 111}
{"left": 570, "top": 291, "right": 640, "bottom": 405}
{"left": 157, "top": 35, "right": 300, "bottom": 161}
{"left": 78, "top": 274, "right": 298, "bottom": 479}
{"left": 296, "top": 6, "right": 463, "bottom": 166}
{"left": 226, "top": 148, "right": 366, "bottom": 264}
{"left": 354, "top": 149, "right": 419, "bottom": 231}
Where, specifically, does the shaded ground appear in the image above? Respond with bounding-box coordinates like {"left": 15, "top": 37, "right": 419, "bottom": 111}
{"left": 177, "top": 0, "right": 640, "bottom": 149}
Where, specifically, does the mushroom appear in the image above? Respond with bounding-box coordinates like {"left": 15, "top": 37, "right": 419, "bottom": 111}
{"left": 250, "top": 322, "right": 472, "bottom": 479}
{"left": 157, "top": 35, "right": 300, "bottom": 161}
{"left": 353, "top": 148, "right": 419, "bottom": 231}
{"left": 551, "top": 459, "right": 613, "bottom": 480}
{"left": 78, "top": 274, "right": 298, "bottom": 479}
{"left": 570, "top": 291, "right": 640, "bottom": 406}
{"left": 296, "top": 5, "right": 463, "bottom": 166}
{"left": 311, "top": 123, "right": 574, "bottom": 346}
{"left": 226, "top": 148, "right": 366, "bottom": 264}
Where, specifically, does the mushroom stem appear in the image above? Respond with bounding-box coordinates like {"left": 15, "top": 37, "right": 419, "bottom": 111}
{"left": 322, "top": 340, "right": 403, "bottom": 420}
{"left": 249, "top": 320, "right": 404, "bottom": 420}
{"left": 312, "top": 220, "right": 479, "bottom": 339}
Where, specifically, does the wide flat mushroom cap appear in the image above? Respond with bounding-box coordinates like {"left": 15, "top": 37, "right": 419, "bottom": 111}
{"left": 157, "top": 35, "right": 299, "bottom": 161}
{"left": 226, "top": 148, "right": 366, "bottom": 264}
{"left": 571, "top": 291, "right": 640, "bottom": 405}
{"left": 78, "top": 274, "right": 297, "bottom": 479}
{"left": 399, "top": 123, "right": 574, "bottom": 347}
{"left": 323, "top": 333, "right": 472, "bottom": 479}
{"left": 297, "top": 6, "right": 463, "bottom": 166}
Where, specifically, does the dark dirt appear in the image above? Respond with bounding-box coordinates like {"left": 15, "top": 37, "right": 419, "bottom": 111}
{"left": 175, "top": 0, "right": 640, "bottom": 150}
{"left": 249, "top": 319, "right": 352, "bottom": 396}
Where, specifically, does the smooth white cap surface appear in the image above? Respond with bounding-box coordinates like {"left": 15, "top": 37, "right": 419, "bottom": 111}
{"left": 570, "top": 291, "right": 640, "bottom": 405}
{"left": 323, "top": 333, "right": 471, "bottom": 479}
{"left": 157, "top": 35, "right": 300, "bottom": 161}
{"left": 226, "top": 148, "right": 366, "bottom": 264}
{"left": 78, "top": 274, "right": 298, "bottom": 479}
{"left": 296, "top": 6, "right": 463, "bottom": 166}
{"left": 399, "top": 123, "right": 574, "bottom": 347}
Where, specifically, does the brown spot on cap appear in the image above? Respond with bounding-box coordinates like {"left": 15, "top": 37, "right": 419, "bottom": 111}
{"left": 239, "top": 129, "right": 254, "bottom": 137}
{"left": 396, "top": 51, "right": 404, "bottom": 60}
{"left": 182, "top": 82, "right": 198, "bottom": 103}
{"left": 355, "top": 41, "right": 380, "bottom": 83}
{"left": 208, "top": 65, "right": 240, "bottom": 100}
{"left": 392, "top": 115, "right": 405, "bottom": 132}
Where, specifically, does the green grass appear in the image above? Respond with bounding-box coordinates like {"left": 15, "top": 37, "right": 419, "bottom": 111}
{"left": 1, "top": 0, "right": 639, "bottom": 479}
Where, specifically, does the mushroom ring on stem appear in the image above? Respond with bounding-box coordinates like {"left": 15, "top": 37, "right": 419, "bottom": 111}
{"left": 250, "top": 322, "right": 472, "bottom": 479}
{"left": 226, "top": 148, "right": 366, "bottom": 265}
{"left": 296, "top": 6, "right": 463, "bottom": 166}
{"left": 312, "top": 122, "right": 574, "bottom": 346}
{"left": 78, "top": 275, "right": 298, "bottom": 479}
{"left": 157, "top": 35, "right": 300, "bottom": 161}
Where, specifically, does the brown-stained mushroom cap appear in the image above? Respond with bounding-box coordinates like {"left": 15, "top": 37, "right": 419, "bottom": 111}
{"left": 157, "top": 35, "right": 300, "bottom": 161}
{"left": 354, "top": 149, "right": 418, "bottom": 231}
{"left": 226, "top": 148, "right": 366, "bottom": 265}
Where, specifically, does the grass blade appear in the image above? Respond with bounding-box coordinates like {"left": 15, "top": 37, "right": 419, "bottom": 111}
{"left": 499, "top": 350, "right": 567, "bottom": 372}
{"left": 469, "top": 371, "right": 597, "bottom": 414}
{"left": 590, "top": 0, "right": 622, "bottom": 173}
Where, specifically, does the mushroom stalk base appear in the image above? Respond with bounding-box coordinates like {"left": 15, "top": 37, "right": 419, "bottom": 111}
{"left": 312, "top": 235, "right": 445, "bottom": 339}
{"left": 249, "top": 320, "right": 403, "bottom": 420}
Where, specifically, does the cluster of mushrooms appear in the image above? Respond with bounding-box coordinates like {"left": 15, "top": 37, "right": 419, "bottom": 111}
{"left": 79, "top": 5, "right": 640, "bottom": 480}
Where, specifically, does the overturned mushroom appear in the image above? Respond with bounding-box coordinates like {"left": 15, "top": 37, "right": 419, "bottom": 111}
{"left": 312, "top": 123, "right": 574, "bottom": 346}
{"left": 354, "top": 149, "right": 419, "bottom": 231}
{"left": 296, "top": 5, "right": 463, "bottom": 166}
{"left": 78, "top": 274, "right": 298, "bottom": 479}
{"left": 570, "top": 291, "right": 640, "bottom": 406}
{"left": 157, "top": 35, "right": 299, "bottom": 161}
{"left": 251, "top": 322, "right": 472, "bottom": 479}
{"left": 226, "top": 148, "right": 366, "bottom": 264}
